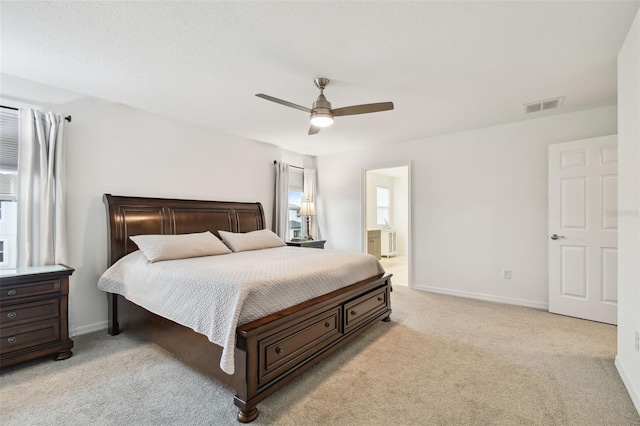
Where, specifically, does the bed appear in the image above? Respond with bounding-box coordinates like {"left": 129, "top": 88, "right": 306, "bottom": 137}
{"left": 100, "top": 194, "right": 392, "bottom": 423}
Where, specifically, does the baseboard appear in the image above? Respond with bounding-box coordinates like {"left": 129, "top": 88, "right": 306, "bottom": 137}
{"left": 615, "top": 355, "right": 640, "bottom": 415}
{"left": 71, "top": 320, "right": 108, "bottom": 337}
{"left": 413, "top": 285, "right": 548, "bottom": 310}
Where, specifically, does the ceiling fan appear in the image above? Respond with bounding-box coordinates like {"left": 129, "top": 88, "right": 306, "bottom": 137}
{"left": 256, "top": 78, "right": 394, "bottom": 135}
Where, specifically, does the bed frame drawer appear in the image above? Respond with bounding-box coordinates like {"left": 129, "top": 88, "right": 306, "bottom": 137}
{"left": 258, "top": 307, "right": 342, "bottom": 384}
{"left": 344, "top": 287, "right": 388, "bottom": 332}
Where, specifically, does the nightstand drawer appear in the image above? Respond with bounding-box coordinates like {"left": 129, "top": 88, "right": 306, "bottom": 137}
{"left": 0, "top": 299, "right": 60, "bottom": 328}
{"left": 1, "top": 280, "right": 60, "bottom": 301}
{"left": 0, "top": 319, "right": 60, "bottom": 353}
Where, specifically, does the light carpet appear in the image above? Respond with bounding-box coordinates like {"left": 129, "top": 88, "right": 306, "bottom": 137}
{"left": 1, "top": 286, "right": 638, "bottom": 425}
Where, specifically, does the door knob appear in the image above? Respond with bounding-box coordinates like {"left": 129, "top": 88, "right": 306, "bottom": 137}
{"left": 550, "top": 234, "right": 566, "bottom": 240}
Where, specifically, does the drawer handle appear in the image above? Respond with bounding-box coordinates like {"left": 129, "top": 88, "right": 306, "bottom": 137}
{"left": 324, "top": 321, "right": 331, "bottom": 328}
{"left": 7, "top": 337, "right": 17, "bottom": 344}
{"left": 7, "top": 289, "right": 16, "bottom": 296}
{"left": 275, "top": 347, "right": 284, "bottom": 355}
{"left": 7, "top": 312, "right": 17, "bottom": 319}
{"left": 377, "top": 296, "right": 383, "bottom": 302}
{"left": 350, "top": 310, "right": 357, "bottom": 316}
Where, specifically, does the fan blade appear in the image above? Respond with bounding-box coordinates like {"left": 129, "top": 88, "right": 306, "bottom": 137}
{"left": 331, "top": 102, "right": 394, "bottom": 117}
{"left": 255, "top": 94, "right": 311, "bottom": 113}
{"left": 308, "top": 125, "right": 321, "bottom": 135}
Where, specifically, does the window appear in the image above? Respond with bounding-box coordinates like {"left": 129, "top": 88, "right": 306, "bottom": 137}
{"left": 0, "top": 107, "right": 18, "bottom": 268}
{"left": 376, "top": 186, "right": 390, "bottom": 226}
{"left": 288, "top": 168, "right": 304, "bottom": 240}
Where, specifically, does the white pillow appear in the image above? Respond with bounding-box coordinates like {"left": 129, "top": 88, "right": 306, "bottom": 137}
{"left": 130, "top": 231, "right": 231, "bottom": 262}
{"left": 218, "top": 229, "right": 285, "bottom": 252}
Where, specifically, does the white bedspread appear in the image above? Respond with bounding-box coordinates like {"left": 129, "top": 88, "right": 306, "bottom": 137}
{"left": 97, "top": 246, "right": 385, "bottom": 374}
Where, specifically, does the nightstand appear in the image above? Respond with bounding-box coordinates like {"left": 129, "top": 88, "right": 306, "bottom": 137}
{"left": 0, "top": 264, "right": 74, "bottom": 367}
{"left": 286, "top": 240, "right": 326, "bottom": 249}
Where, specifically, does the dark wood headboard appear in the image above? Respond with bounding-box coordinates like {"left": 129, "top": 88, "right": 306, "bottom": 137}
{"left": 103, "top": 194, "right": 266, "bottom": 267}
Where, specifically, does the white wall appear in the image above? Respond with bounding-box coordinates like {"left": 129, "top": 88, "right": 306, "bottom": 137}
{"left": 1, "top": 74, "right": 314, "bottom": 334}
{"left": 318, "top": 106, "right": 617, "bottom": 308}
{"left": 392, "top": 175, "right": 409, "bottom": 256}
{"left": 616, "top": 9, "right": 640, "bottom": 414}
{"left": 280, "top": 149, "right": 317, "bottom": 170}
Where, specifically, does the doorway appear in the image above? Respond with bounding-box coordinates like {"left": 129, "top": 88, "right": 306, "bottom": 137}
{"left": 363, "top": 165, "right": 410, "bottom": 287}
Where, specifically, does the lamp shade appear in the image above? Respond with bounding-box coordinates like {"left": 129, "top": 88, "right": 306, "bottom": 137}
{"left": 299, "top": 199, "right": 317, "bottom": 216}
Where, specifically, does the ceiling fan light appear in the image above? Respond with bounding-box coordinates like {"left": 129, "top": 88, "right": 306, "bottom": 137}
{"left": 310, "top": 113, "right": 334, "bottom": 128}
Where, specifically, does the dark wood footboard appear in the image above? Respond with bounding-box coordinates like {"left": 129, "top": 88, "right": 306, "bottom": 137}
{"left": 234, "top": 272, "right": 391, "bottom": 421}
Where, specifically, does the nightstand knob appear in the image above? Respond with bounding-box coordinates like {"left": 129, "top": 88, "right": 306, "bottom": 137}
{"left": 7, "top": 337, "right": 17, "bottom": 344}
{"left": 7, "top": 312, "right": 16, "bottom": 319}
{"left": 377, "top": 297, "right": 383, "bottom": 302}
{"left": 350, "top": 310, "right": 357, "bottom": 316}
{"left": 275, "top": 347, "right": 284, "bottom": 355}
{"left": 324, "top": 322, "right": 331, "bottom": 328}
{"left": 7, "top": 289, "right": 16, "bottom": 296}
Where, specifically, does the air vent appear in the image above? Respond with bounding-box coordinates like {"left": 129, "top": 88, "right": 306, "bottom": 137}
{"left": 523, "top": 97, "right": 564, "bottom": 114}
{"left": 524, "top": 103, "right": 542, "bottom": 114}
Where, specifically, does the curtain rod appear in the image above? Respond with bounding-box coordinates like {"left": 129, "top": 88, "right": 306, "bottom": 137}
{"left": 1, "top": 105, "right": 72, "bottom": 123}
{"left": 273, "top": 160, "right": 303, "bottom": 170}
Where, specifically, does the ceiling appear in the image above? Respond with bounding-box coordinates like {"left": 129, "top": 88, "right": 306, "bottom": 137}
{"left": 1, "top": 1, "right": 638, "bottom": 156}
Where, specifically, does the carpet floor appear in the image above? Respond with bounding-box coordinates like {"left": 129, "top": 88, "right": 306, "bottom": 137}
{"left": 1, "top": 286, "right": 638, "bottom": 425}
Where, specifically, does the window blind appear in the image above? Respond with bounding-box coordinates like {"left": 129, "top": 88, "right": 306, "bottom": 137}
{"left": 288, "top": 168, "right": 304, "bottom": 193}
{"left": 0, "top": 108, "right": 18, "bottom": 201}
{"left": 0, "top": 109, "right": 19, "bottom": 172}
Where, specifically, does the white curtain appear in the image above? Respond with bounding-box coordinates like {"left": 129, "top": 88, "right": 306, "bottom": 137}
{"left": 303, "top": 168, "right": 322, "bottom": 240}
{"left": 273, "top": 161, "right": 290, "bottom": 240}
{"left": 17, "top": 108, "right": 68, "bottom": 267}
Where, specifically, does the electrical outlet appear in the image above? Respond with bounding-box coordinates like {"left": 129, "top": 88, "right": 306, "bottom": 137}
{"left": 502, "top": 270, "right": 512, "bottom": 279}
{"left": 635, "top": 331, "right": 639, "bottom": 352}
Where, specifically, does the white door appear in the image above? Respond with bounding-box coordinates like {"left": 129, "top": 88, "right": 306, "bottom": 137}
{"left": 548, "top": 135, "right": 618, "bottom": 324}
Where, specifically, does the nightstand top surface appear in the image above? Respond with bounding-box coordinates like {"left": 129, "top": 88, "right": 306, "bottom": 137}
{"left": 0, "top": 264, "right": 70, "bottom": 278}
{"left": 285, "top": 240, "right": 326, "bottom": 248}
